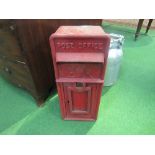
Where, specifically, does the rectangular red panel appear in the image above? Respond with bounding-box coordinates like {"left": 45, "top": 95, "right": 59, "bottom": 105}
{"left": 72, "top": 91, "right": 88, "bottom": 111}
{"left": 53, "top": 38, "right": 109, "bottom": 53}
{"left": 56, "top": 78, "right": 104, "bottom": 83}
{"left": 68, "top": 86, "right": 91, "bottom": 114}
{"left": 58, "top": 63, "right": 103, "bottom": 79}
{"left": 56, "top": 52, "right": 104, "bottom": 62}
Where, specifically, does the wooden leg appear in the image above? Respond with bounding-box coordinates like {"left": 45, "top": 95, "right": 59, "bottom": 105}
{"left": 145, "top": 19, "right": 153, "bottom": 34}
{"left": 135, "top": 19, "right": 144, "bottom": 41}
{"left": 37, "top": 98, "right": 45, "bottom": 107}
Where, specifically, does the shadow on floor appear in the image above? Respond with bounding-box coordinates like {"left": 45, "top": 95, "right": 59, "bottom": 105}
{"left": 101, "top": 86, "right": 112, "bottom": 96}
{"left": 9, "top": 94, "right": 95, "bottom": 135}
{"left": 0, "top": 76, "right": 37, "bottom": 133}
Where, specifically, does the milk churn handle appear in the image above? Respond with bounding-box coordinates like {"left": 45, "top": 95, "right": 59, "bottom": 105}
{"left": 110, "top": 33, "right": 124, "bottom": 43}
{"left": 110, "top": 33, "right": 125, "bottom": 49}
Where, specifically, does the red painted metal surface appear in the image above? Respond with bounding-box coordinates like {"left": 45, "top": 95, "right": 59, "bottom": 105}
{"left": 49, "top": 26, "right": 110, "bottom": 121}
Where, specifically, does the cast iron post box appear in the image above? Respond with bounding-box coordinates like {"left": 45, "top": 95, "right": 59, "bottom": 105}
{"left": 49, "top": 26, "right": 110, "bottom": 121}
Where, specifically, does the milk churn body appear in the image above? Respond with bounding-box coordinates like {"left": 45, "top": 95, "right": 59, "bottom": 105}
{"left": 104, "top": 34, "right": 124, "bottom": 86}
{"left": 50, "top": 26, "right": 110, "bottom": 121}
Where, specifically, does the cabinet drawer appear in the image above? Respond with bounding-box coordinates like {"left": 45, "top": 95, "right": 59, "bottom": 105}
{"left": 0, "top": 57, "right": 35, "bottom": 91}
{"left": 0, "top": 29, "right": 25, "bottom": 61}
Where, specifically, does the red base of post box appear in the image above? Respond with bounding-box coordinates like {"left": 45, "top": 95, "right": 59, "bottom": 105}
{"left": 50, "top": 26, "right": 110, "bottom": 121}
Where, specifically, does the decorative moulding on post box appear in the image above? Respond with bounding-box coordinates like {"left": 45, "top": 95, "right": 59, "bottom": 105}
{"left": 49, "top": 26, "right": 110, "bottom": 121}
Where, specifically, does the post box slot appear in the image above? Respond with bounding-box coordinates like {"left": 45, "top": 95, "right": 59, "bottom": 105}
{"left": 56, "top": 52, "right": 104, "bottom": 63}
{"left": 58, "top": 63, "right": 103, "bottom": 79}
{"left": 56, "top": 78, "right": 104, "bottom": 83}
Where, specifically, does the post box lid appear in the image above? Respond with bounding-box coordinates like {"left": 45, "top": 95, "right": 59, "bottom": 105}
{"left": 52, "top": 26, "right": 106, "bottom": 36}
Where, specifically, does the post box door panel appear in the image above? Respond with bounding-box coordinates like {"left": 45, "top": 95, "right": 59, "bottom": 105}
{"left": 62, "top": 83, "right": 100, "bottom": 120}
{"left": 67, "top": 86, "right": 91, "bottom": 114}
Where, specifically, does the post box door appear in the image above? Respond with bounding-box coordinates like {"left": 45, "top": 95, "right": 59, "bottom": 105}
{"left": 62, "top": 82, "right": 101, "bottom": 120}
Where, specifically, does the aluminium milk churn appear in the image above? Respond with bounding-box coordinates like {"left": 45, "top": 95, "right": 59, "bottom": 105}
{"left": 104, "top": 33, "right": 124, "bottom": 86}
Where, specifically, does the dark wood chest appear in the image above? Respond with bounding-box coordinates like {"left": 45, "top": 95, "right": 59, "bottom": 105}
{"left": 0, "top": 19, "right": 102, "bottom": 105}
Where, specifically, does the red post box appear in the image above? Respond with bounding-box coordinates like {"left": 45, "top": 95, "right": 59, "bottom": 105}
{"left": 49, "top": 26, "right": 110, "bottom": 121}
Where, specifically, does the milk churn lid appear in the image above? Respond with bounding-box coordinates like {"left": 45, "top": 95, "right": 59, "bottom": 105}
{"left": 110, "top": 33, "right": 125, "bottom": 49}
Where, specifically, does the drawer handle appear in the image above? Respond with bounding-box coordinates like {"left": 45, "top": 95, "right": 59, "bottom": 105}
{"left": 4, "top": 66, "right": 12, "bottom": 74}
{"left": 18, "top": 84, "right": 22, "bottom": 88}
{"left": 2, "top": 55, "right": 6, "bottom": 59}
{"left": 9, "top": 25, "right": 15, "bottom": 31}
{"left": 0, "top": 55, "right": 6, "bottom": 59}
{"left": 16, "top": 60, "right": 26, "bottom": 65}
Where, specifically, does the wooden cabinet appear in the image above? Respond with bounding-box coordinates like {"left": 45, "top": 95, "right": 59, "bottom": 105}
{"left": 0, "top": 19, "right": 102, "bottom": 105}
